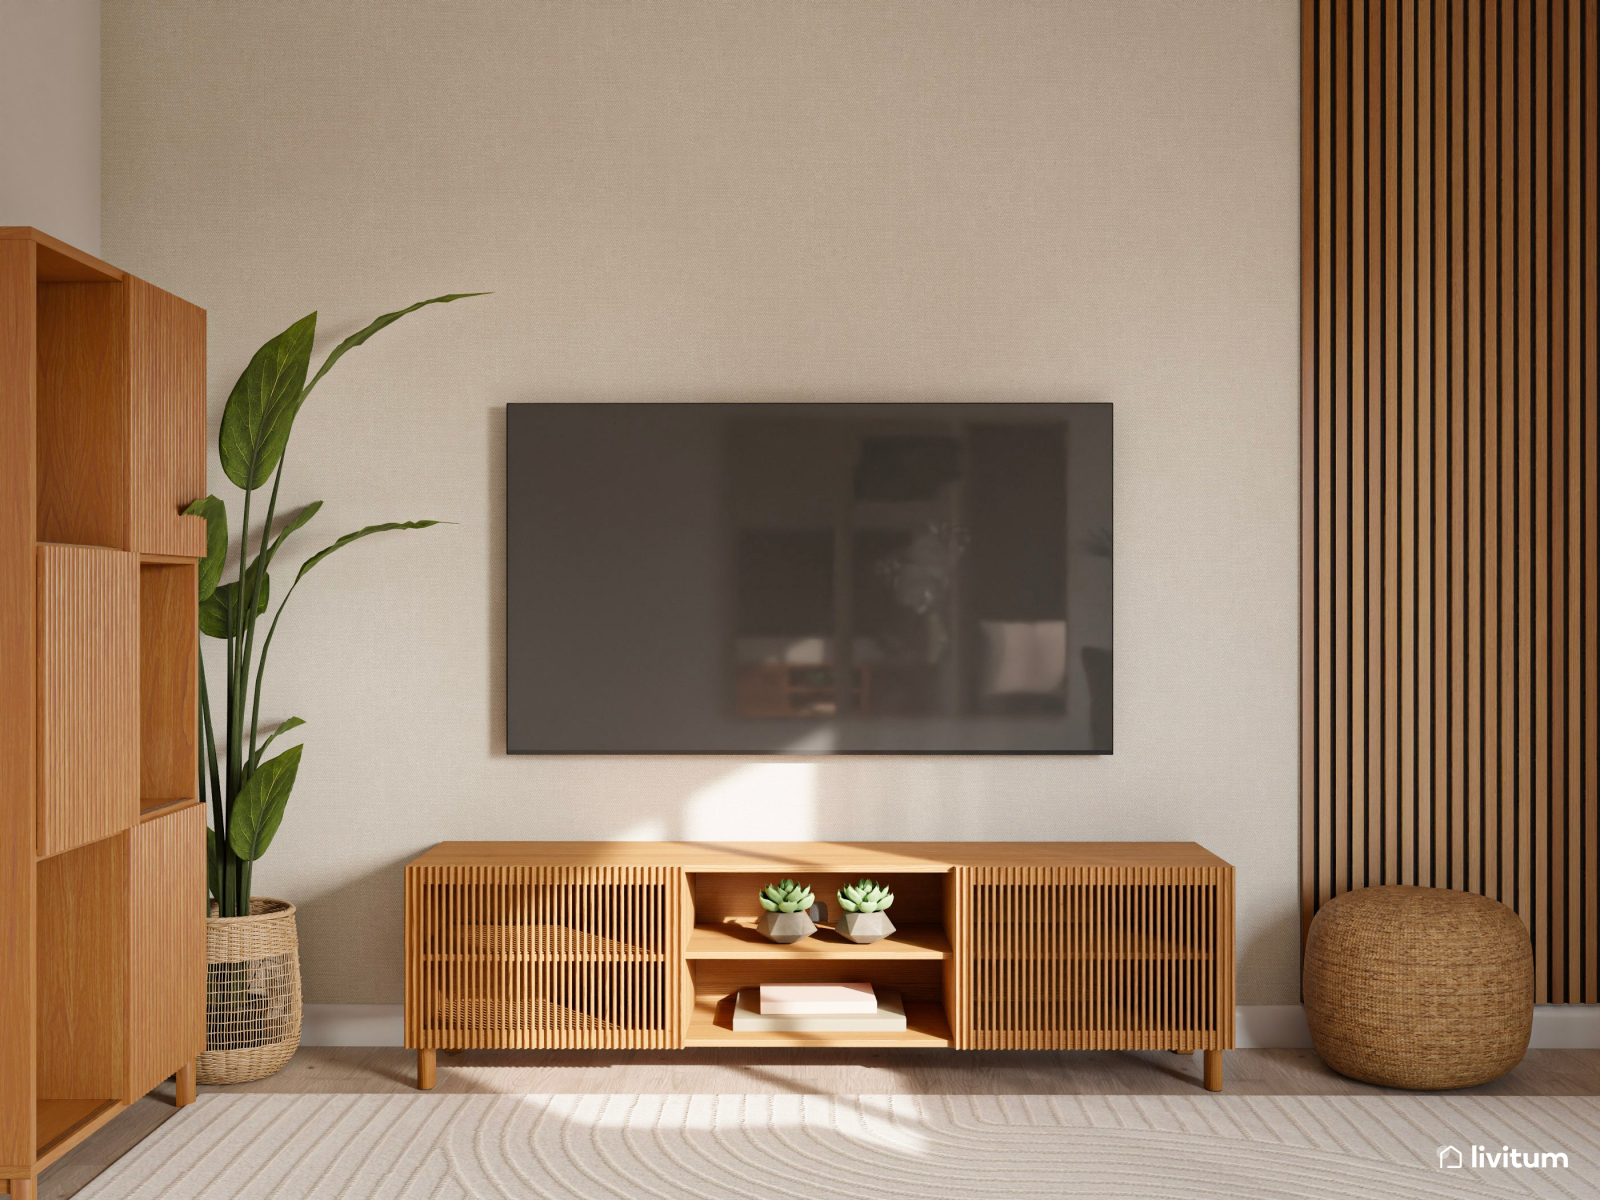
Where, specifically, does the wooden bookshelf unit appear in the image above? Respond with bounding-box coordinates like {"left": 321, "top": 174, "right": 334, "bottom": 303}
{"left": 1, "top": 229, "right": 207, "bottom": 1200}
{"left": 405, "top": 841, "right": 1235, "bottom": 1090}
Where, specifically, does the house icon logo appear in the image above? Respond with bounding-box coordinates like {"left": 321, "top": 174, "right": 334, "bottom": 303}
{"left": 1439, "top": 1146, "right": 1463, "bottom": 1169}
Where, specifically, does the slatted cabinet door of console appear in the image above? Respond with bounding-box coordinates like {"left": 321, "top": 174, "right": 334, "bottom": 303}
{"left": 1, "top": 228, "right": 208, "bottom": 1200}
{"left": 405, "top": 862, "right": 683, "bottom": 1087}
{"left": 956, "top": 862, "right": 1234, "bottom": 1090}
{"left": 405, "top": 843, "right": 1235, "bottom": 1093}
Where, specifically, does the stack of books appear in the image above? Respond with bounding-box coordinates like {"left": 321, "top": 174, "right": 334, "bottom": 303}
{"left": 731, "top": 982, "right": 907, "bottom": 1031}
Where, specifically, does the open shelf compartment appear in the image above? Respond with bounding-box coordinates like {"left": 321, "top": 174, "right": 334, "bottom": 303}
{"left": 139, "top": 558, "right": 198, "bottom": 817}
{"left": 683, "top": 867, "right": 957, "bottom": 1048}
{"left": 36, "top": 836, "right": 130, "bottom": 1155}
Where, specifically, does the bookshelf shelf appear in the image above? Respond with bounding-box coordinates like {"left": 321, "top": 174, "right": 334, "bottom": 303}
{"left": 687, "top": 920, "right": 950, "bottom": 960}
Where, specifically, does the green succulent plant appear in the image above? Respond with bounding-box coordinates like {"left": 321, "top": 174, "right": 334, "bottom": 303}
{"left": 837, "top": 879, "right": 895, "bottom": 914}
{"left": 757, "top": 879, "right": 816, "bottom": 914}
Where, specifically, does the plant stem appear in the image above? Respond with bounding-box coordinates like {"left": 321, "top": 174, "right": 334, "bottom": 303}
{"left": 244, "top": 458, "right": 287, "bottom": 772}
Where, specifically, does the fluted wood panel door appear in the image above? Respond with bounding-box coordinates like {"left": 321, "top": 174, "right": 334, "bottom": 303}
{"left": 36, "top": 545, "right": 139, "bottom": 858}
{"left": 1301, "top": 0, "right": 1599, "bottom": 1002}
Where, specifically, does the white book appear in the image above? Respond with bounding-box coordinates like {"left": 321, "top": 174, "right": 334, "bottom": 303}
{"left": 759, "top": 982, "right": 877, "bottom": 1015}
{"left": 734, "top": 988, "right": 906, "bottom": 1032}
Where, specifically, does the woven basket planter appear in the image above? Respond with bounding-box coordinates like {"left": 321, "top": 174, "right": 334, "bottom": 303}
{"left": 1304, "top": 885, "right": 1532, "bottom": 1090}
{"left": 198, "top": 896, "right": 303, "bottom": 1085}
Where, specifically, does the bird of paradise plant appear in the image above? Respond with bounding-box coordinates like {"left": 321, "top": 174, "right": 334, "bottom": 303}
{"left": 189, "top": 292, "right": 483, "bottom": 917}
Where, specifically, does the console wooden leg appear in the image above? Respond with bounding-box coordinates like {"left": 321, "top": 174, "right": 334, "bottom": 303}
{"left": 417, "top": 1047, "right": 436, "bottom": 1090}
{"left": 175, "top": 1058, "right": 197, "bottom": 1107}
{"left": 1203, "top": 1049, "right": 1224, "bottom": 1092}
{"left": 7, "top": 1178, "right": 36, "bottom": 1200}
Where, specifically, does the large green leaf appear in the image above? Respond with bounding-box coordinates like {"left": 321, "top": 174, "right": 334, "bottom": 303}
{"left": 228, "top": 744, "right": 302, "bottom": 862}
{"left": 266, "top": 501, "right": 322, "bottom": 560}
{"left": 231, "top": 502, "right": 323, "bottom": 601}
{"left": 183, "top": 496, "right": 229, "bottom": 601}
{"left": 301, "top": 293, "right": 488, "bottom": 401}
{"left": 256, "top": 716, "right": 305, "bottom": 759}
{"left": 294, "top": 520, "right": 444, "bottom": 583}
{"left": 199, "top": 573, "right": 271, "bottom": 639}
{"left": 218, "top": 313, "right": 316, "bottom": 489}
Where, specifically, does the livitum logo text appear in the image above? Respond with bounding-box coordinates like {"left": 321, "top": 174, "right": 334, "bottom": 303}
{"left": 1438, "top": 1144, "right": 1570, "bottom": 1170}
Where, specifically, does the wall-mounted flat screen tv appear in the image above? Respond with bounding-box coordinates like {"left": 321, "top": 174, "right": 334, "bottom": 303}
{"left": 506, "top": 403, "right": 1111, "bottom": 754}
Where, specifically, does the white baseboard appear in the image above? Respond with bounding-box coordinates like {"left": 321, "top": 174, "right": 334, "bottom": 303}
{"left": 302, "top": 1004, "right": 405, "bottom": 1047}
{"left": 1234, "top": 1004, "right": 1312, "bottom": 1048}
{"left": 299, "top": 1003, "right": 1600, "bottom": 1050}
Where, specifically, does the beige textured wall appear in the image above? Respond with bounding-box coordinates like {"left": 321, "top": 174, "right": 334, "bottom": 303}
{"left": 1, "top": 0, "right": 100, "bottom": 251}
{"left": 102, "top": 0, "right": 1302, "bottom": 1005}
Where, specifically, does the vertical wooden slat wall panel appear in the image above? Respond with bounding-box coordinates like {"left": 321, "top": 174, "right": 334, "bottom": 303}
{"left": 1302, "top": 0, "right": 1599, "bottom": 1003}
{"left": 37, "top": 545, "right": 139, "bottom": 858}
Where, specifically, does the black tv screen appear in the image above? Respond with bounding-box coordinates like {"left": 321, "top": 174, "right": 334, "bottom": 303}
{"left": 506, "top": 403, "right": 1112, "bottom": 754}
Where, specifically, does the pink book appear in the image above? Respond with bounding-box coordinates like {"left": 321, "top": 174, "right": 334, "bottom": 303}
{"left": 759, "top": 982, "right": 877, "bottom": 1015}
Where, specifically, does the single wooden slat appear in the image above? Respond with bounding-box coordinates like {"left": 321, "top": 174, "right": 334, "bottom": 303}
{"left": 1574, "top": 0, "right": 1587, "bottom": 1004}
{"left": 1563, "top": 0, "right": 1585, "bottom": 1004}
{"left": 1335, "top": 0, "right": 1355, "bottom": 901}
{"left": 1464, "top": 0, "right": 1484, "bottom": 898}
{"left": 36, "top": 545, "right": 139, "bottom": 858}
{"left": 1383, "top": 0, "right": 1401, "bottom": 887}
{"left": 1301, "top": 0, "right": 1321, "bottom": 927}
{"left": 1317, "top": 0, "right": 1337, "bottom": 913}
{"left": 1414, "top": 0, "right": 1436, "bottom": 891}
{"left": 1398, "top": 0, "right": 1418, "bottom": 888}
{"left": 1351, "top": 0, "right": 1370, "bottom": 895}
{"left": 1516, "top": 0, "right": 1534, "bottom": 978}
{"left": 1482, "top": 0, "right": 1502, "bottom": 907}
{"left": 1431, "top": 0, "right": 1451, "bottom": 890}
{"left": 1547, "top": 0, "right": 1569, "bottom": 1001}
{"left": 1499, "top": 0, "right": 1519, "bottom": 915}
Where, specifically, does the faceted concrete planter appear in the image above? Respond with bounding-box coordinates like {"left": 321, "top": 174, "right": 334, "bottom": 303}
{"left": 837, "top": 911, "right": 896, "bottom": 944}
{"left": 757, "top": 910, "right": 817, "bottom": 944}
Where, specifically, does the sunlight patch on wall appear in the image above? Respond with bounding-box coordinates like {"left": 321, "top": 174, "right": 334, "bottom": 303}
{"left": 683, "top": 763, "right": 818, "bottom": 840}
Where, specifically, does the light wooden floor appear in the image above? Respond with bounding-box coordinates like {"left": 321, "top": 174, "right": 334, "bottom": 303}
{"left": 35, "top": 1046, "right": 1600, "bottom": 1199}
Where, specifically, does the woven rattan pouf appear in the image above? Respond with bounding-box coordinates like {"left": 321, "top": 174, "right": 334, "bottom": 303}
{"left": 1303, "top": 885, "right": 1532, "bottom": 1089}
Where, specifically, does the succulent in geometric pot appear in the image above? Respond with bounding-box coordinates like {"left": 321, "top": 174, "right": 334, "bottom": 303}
{"left": 836, "top": 878, "right": 896, "bottom": 943}
{"left": 756, "top": 879, "right": 818, "bottom": 943}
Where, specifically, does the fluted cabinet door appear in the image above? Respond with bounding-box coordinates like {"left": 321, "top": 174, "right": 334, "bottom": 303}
{"left": 128, "top": 805, "right": 205, "bottom": 1100}
{"left": 37, "top": 545, "right": 138, "bottom": 858}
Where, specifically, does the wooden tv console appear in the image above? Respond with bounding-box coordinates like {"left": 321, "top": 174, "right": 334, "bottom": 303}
{"left": 405, "top": 841, "right": 1235, "bottom": 1090}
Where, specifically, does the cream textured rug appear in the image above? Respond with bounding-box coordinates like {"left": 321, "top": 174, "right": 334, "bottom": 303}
{"left": 79, "top": 1093, "right": 1600, "bottom": 1200}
